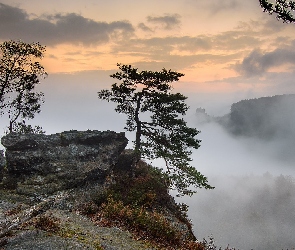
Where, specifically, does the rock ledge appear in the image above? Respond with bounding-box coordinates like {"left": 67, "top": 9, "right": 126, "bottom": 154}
{"left": 1, "top": 130, "right": 128, "bottom": 195}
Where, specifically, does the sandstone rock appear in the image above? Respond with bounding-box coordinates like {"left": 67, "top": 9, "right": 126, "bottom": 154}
{"left": 1, "top": 130, "right": 128, "bottom": 195}
{"left": 0, "top": 130, "right": 198, "bottom": 249}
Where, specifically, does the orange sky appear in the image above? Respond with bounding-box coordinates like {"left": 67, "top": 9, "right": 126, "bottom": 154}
{"left": 1, "top": 0, "right": 294, "bottom": 82}
{"left": 2, "top": 1, "right": 295, "bottom": 85}
{"left": 1, "top": 0, "right": 295, "bottom": 132}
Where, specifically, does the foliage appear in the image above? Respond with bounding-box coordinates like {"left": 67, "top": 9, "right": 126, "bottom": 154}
{"left": 6, "top": 122, "right": 45, "bottom": 134}
{"left": 100, "top": 163, "right": 237, "bottom": 249}
{"left": 89, "top": 160, "right": 204, "bottom": 249}
{"left": 0, "top": 40, "right": 47, "bottom": 133}
{"left": 105, "top": 160, "right": 170, "bottom": 209}
{"left": 58, "top": 224, "right": 103, "bottom": 250}
{"left": 30, "top": 214, "right": 104, "bottom": 249}
{"left": 34, "top": 214, "right": 61, "bottom": 233}
{"left": 99, "top": 198, "right": 183, "bottom": 245}
{"left": 98, "top": 63, "right": 213, "bottom": 196}
{"left": 201, "top": 236, "right": 238, "bottom": 250}
{"left": 259, "top": 0, "right": 295, "bottom": 23}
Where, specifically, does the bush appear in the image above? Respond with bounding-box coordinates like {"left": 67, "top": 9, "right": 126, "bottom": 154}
{"left": 88, "top": 160, "right": 204, "bottom": 249}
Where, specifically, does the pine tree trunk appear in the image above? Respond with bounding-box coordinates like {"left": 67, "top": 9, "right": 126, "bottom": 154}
{"left": 134, "top": 94, "right": 143, "bottom": 164}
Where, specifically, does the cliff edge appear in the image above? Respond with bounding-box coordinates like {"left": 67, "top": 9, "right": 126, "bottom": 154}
{"left": 0, "top": 130, "right": 202, "bottom": 250}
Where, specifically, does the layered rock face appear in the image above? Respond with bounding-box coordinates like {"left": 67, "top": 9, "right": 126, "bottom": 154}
{"left": 1, "top": 130, "right": 128, "bottom": 195}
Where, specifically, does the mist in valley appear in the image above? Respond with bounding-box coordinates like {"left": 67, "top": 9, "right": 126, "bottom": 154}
{"left": 179, "top": 95, "right": 295, "bottom": 250}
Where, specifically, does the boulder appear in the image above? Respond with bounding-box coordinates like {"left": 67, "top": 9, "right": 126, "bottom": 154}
{"left": 1, "top": 130, "right": 128, "bottom": 195}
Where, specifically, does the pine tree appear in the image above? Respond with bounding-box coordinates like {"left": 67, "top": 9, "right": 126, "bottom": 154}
{"left": 98, "top": 64, "right": 213, "bottom": 196}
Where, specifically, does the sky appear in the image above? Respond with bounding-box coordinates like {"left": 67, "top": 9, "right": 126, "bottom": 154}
{"left": 1, "top": 0, "right": 295, "bottom": 134}
{"left": 1, "top": 1, "right": 295, "bottom": 248}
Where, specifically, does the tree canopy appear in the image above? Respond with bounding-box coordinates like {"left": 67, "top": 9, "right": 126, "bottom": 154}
{"left": 98, "top": 64, "right": 213, "bottom": 196}
{"left": 0, "top": 40, "right": 47, "bottom": 133}
{"left": 259, "top": 0, "right": 295, "bottom": 23}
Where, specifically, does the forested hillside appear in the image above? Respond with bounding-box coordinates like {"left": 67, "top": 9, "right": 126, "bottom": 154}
{"left": 220, "top": 94, "right": 295, "bottom": 140}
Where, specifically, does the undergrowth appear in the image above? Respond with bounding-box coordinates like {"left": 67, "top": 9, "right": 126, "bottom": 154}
{"left": 76, "top": 156, "right": 239, "bottom": 249}
{"left": 25, "top": 214, "right": 104, "bottom": 250}
{"left": 80, "top": 158, "right": 206, "bottom": 249}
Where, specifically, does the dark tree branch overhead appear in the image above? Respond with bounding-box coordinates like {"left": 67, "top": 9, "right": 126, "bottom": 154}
{"left": 259, "top": 0, "right": 295, "bottom": 23}
{"left": 98, "top": 64, "right": 213, "bottom": 196}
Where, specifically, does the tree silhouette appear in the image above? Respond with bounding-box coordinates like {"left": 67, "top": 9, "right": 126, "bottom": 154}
{"left": 259, "top": 0, "right": 295, "bottom": 23}
{"left": 0, "top": 40, "right": 47, "bottom": 133}
{"left": 98, "top": 64, "right": 213, "bottom": 196}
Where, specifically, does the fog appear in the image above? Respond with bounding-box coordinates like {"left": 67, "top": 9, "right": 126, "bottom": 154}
{"left": 0, "top": 73, "right": 294, "bottom": 249}
{"left": 190, "top": 122, "right": 295, "bottom": 177}
{"left": 185, "top": 173, "right": 295, "bottom": 249}
{"left": 178, "top": 103, "right": 295, "bottom": 249}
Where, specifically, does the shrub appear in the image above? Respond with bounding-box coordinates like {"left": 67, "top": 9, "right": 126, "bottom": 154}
{"left": 34, "top": 214, "right": 60, "bottom": 233}
{"left": 90, "top": 160, "right": 202, "bottom": 249}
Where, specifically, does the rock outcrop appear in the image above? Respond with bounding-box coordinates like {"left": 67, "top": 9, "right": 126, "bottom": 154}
{"left": 0, "top": 130, "right": 199, "bottom": 250}
{"left": 1, "top": 130, "right": 128, "bottom": 195}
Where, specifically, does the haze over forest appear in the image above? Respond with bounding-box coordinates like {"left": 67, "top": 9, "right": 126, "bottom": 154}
{"left": 186, "top": 94, "right": 295, "bottom": 249}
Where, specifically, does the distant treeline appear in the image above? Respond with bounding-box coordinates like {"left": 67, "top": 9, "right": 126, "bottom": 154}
{"left": 219, "top": 94, "right": 295, "bottom": 140}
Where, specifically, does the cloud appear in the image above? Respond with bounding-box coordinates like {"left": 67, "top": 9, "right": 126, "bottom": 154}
{"left": 146, "top": 13, "right": 181, "bottom": 30}
{"left": 235, "top": 47, "right": 295, "bottom": 77}
{"left": 112, "top": 30, "right": 260, "bottom": 55}
{"left": 138, "top": 22, "right": 153, "bottom": 32}
{"left": 209, "top": 0, "right": 240, "bottom": 14}
{"left": 110, "top": 30, "right": 261, "bottom": 71}
{"left": 0, "top": 3, "right": 134, "bottom": 46}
